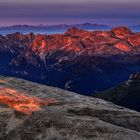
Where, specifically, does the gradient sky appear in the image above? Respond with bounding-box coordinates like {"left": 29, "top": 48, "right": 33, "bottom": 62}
{"left": 0, "top": 0, "right": 140, "bottom": 26}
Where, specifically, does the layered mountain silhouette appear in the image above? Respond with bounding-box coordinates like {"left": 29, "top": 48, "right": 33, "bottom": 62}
{"left": 0, "top": 23, "right": 110, "bottom": 35}
{"left": 94, "top": 73, "right": 140, "bottom": 112}
{"left": 0, "top": 26, "right": 140, "bottom": 95}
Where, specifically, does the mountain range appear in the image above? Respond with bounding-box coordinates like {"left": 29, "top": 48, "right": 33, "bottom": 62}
{"left": 0, "top": 26, "right": 140, "bottom": 95}
{"left": 0, "top": 23, "right": 110, "bottom": 35}
{"left": 0, "top": 23, "right": 109, "bottom": 29}
{"left": 0, "top": 23, "right": 140, "bottom": 35}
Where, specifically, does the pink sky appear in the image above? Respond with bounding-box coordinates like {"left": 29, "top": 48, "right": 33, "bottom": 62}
{"left": 0, "top": 0, "right": 139, "bottom": 26}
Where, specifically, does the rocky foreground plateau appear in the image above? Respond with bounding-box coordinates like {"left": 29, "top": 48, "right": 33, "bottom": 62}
{"left": 0, "top": 76, "right": 140, "bottom": 140}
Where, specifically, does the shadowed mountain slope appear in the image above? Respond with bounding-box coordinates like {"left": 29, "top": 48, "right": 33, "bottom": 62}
{"left": 94, "top": 73, "right": 140, "bottom": 111}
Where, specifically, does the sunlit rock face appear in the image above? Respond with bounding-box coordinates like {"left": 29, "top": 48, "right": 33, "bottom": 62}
{"left": 64, "top": 27, "right": 90, "bottom": 37}
{"left": 0, "top": 27, "right": 140, "bottom": 57}
{"left": 111, "top": 26, "right": 132, "bottom": 39}
{"left": 114, "top": 41, "right": 131, "bottom": 52}
{"left": 26, "top": 27, "right": 140, "bottom": 57}
{"left": 127, "top": 33, "right": 140, "bottom": 47}
{"left": 1, "top": 27, "right": 140, "bottom": 95}
{"left": 0, "top": 80, "right": 56, "bottom": 115}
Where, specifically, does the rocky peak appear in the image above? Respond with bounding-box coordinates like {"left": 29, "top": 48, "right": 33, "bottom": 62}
{"left": 65, "top": 27, "right": 81, "bottom": 35}
{"left": 30, "top": 34, "right": 48, "bottom": 53}
{"left": 127, "top": 33, "right": 140, "bottom": 47}
{"left": 64, "top": 27, "right": 90, "bottom": 37}
{"left": 26, "top": 32, "right": 35, "bottom": 40}
{"left": 111, "top": 26, "right": 132, "bottom": 39}
{"left": 114, "top": 40, "right": 131, "bottom": 52}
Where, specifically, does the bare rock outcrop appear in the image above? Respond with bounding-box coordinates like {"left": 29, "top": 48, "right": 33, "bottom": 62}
{"left": 0, "top": 76, "right": 140, "bottom": 140}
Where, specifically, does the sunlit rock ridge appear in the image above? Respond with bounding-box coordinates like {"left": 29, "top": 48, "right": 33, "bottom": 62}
{"left": 0, "top": 79, "right": 56, "bottom": 115}
{"left": 0, "top": 26, "right": 140, "bottom": 95}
